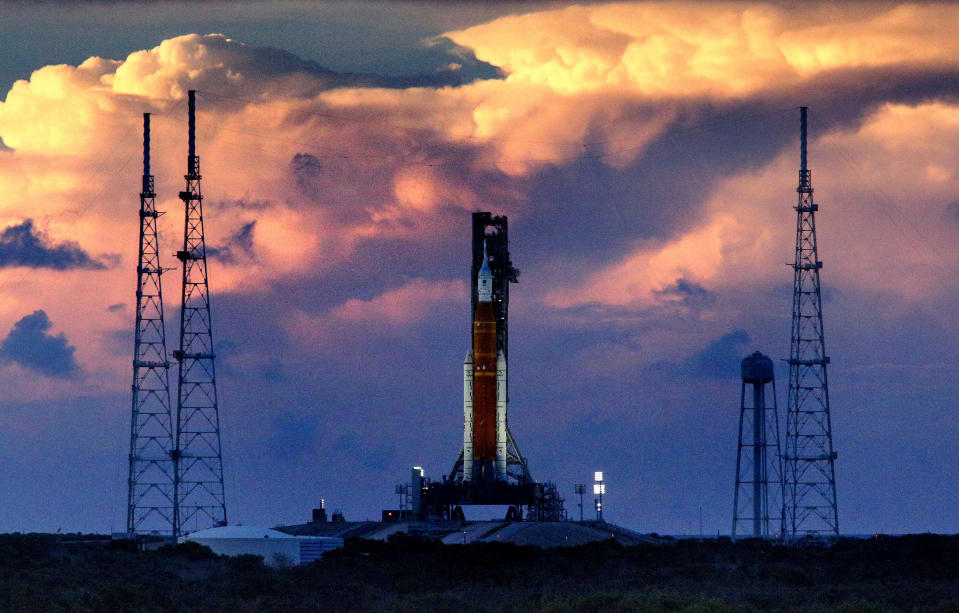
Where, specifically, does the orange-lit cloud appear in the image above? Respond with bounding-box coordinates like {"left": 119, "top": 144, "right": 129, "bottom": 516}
{"left": 331, "top": 278, "right": 467, "bottom": 325}
{"left": 0, "top": 1, "right": 955, "bottom": 399}
{"left": 448, "top": 3, "right": 959, "bottom": 97}
{"left": 552, "top": 100, "right": 959, "bottom": 315}
{"left": 287, "top": 278, "right": 467, "bottom": 346}
{"left": 442, "top": 2, "right": 959, "bottom": 171}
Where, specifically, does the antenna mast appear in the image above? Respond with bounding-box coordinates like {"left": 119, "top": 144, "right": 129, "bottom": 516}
{"left": 127, "top": 113, "right": 176, "bottom": 536}
{"left": 173, "top": 90, "right": 227, "bottom": 535}
{"left": 784, "top": 107, "right": 839, "bottom": 539}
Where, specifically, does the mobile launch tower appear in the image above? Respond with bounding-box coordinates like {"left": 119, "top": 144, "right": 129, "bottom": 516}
{"left": 417, "top": 213, "right": 564, "bottom": 521}
{"left": 453, "top": 213, "right": 527, "bottom": 485}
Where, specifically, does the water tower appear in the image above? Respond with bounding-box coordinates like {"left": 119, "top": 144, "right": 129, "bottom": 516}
{"left": 732, "top": 351, "right": 784, "bottom": 540}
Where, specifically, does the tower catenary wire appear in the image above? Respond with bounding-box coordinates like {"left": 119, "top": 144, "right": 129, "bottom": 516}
{"left": 173, "top": 90, "right": 227, "bottom": 536}
{"left": 783, "top": 107, "right": 839, "bottom": 539}
{"left": 127, "top": 113, "right": 176, "bottom": 537}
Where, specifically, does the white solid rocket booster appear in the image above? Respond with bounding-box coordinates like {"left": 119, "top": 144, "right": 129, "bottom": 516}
{"left": 495, "top": 349, "right": 507, "bottom": 481}
{"left": 463, "top": 349, "right": 474, "bottom": 482}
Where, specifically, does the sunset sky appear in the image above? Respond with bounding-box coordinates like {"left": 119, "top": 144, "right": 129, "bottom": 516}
{"left": 0, "top": 1, "right": 956, "bottom": 535}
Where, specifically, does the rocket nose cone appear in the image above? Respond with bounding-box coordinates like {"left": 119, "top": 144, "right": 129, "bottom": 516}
{"left": 464, "top": 350, "right": 474, "bottom": 364}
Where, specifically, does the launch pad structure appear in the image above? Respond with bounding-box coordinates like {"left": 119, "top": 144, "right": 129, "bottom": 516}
{"left": 414, "top": 213, "right": 565, "bottom": 522}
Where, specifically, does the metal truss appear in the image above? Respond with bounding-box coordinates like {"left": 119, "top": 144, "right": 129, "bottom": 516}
{"left": 127, "top": 113, "right": 175, "bottom": 537}
{"left": 173, "top": 91, "right": 227, "bottom": 536}
{"left": 449, "top": 427, "right": 532, "bottom": 485}
{"left": 784, "top": 107, "right": 839, "bottom": 539}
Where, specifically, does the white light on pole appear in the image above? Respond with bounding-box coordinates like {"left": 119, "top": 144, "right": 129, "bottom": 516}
{"left": 593, "top": 471, "right": 605, "bottom": 521}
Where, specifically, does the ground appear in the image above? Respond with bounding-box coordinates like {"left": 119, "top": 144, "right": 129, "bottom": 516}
{"left": 0, "top": 532, "right": 955, "bottom": 611}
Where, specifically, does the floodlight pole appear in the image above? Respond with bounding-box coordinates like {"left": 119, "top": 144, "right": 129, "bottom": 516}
{"left": 574, "top": 484, "right": 586, "bottom": 522}
{"left": 593, "top": 472, "right": 605, "bottom": 522}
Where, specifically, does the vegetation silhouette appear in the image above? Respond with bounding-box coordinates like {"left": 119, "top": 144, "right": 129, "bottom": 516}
{"left": 0, "top": 533, "right": 954, "bottom": 611}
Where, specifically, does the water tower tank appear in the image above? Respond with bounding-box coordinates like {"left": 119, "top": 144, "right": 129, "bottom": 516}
{"left": 741, "top": 351, "right": 774, "bottom": 384}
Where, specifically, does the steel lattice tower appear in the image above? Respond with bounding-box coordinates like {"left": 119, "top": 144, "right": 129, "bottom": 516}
{"left": 127, "top": 113, "right": 176, "bottom": 536}
{"left": 173, "top": 90, "right": 227, "bottom": 535}
{"left": 784, "top": 107, "right": 839, "bottom": 539}
{"left": 732, "top": 352, "right": 784, "bottom": 540}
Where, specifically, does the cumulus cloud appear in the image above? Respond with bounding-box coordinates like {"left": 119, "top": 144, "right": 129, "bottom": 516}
{"left": 553, "top": 100, "right": 959, "bottom": 311}
{"left": 106, "top": 34, "right": 357, "bottom": 102}
{"left": 290, "top": 152, "right": 323, "bottom": 198}
{"left": 546, "top": 216, "right": 734, "bottom": 308}
{"left": 1, "top": 12, "right": 952, "bottom": 309}
{"left": 681, "top": 328, "right": 751, "bottom": 378}
{"left": 656, "top": 278, "right": 717, "bottom": 309}
{"left": 206, "top": 220, "right": 256, "bottom": 263}
{"left": 0, "top": 310, "right": 80, "bottom": 377}
{"left": 330, "top": 278, "right": 466, "bottom": 326}
{"left": 442, "top": 2, "right": 959, "bottom": 173}
{"left": 0, "top": 8, "right": 955, "bottom": 405}
{"left": 277, "top": 277, "right": 468, "bottom": 365}
{"left": 0, "top": 219, "right": 106, "bottom": 270}
{"left": 448, "top": 3, "right": 959, "bottom": 98}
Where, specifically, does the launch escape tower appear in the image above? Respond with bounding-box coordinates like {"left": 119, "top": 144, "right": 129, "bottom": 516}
{"left": 784, "top": 107, "right": 839, "bottom": 539}
{"left": 732, "top": 352, "right": 784, "bottom": 540}
{"left": 127, "top": 114, "right": 176, "bottom": 536}
{"left": 172, "top": 90, "right": 227, "bottom": 535}
{"left": 417, "top": 213, "right": 564, "bottom": 521}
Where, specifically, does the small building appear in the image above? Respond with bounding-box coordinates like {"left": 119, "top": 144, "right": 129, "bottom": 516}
{"left": 181, "top": 525, "right": 342, "bottom": 566}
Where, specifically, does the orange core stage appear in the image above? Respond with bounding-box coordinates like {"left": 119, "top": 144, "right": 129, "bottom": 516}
{"left": 472, "top": 300, "right": 498, "bottom": 463}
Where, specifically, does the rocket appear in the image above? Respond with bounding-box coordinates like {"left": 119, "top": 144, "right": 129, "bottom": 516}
{"left": 464, "top": 243, "right": 508, "bottom": 482}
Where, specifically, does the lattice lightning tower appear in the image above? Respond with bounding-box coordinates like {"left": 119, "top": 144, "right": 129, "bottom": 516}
{"left": 127, "top": 113, "right": 175, "bottom": 536}
{"left": 173, "top": 90, "right": 227, "bottom": 535}
{"left": 784, "top": 107, "right": 839, "bottom": 538}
